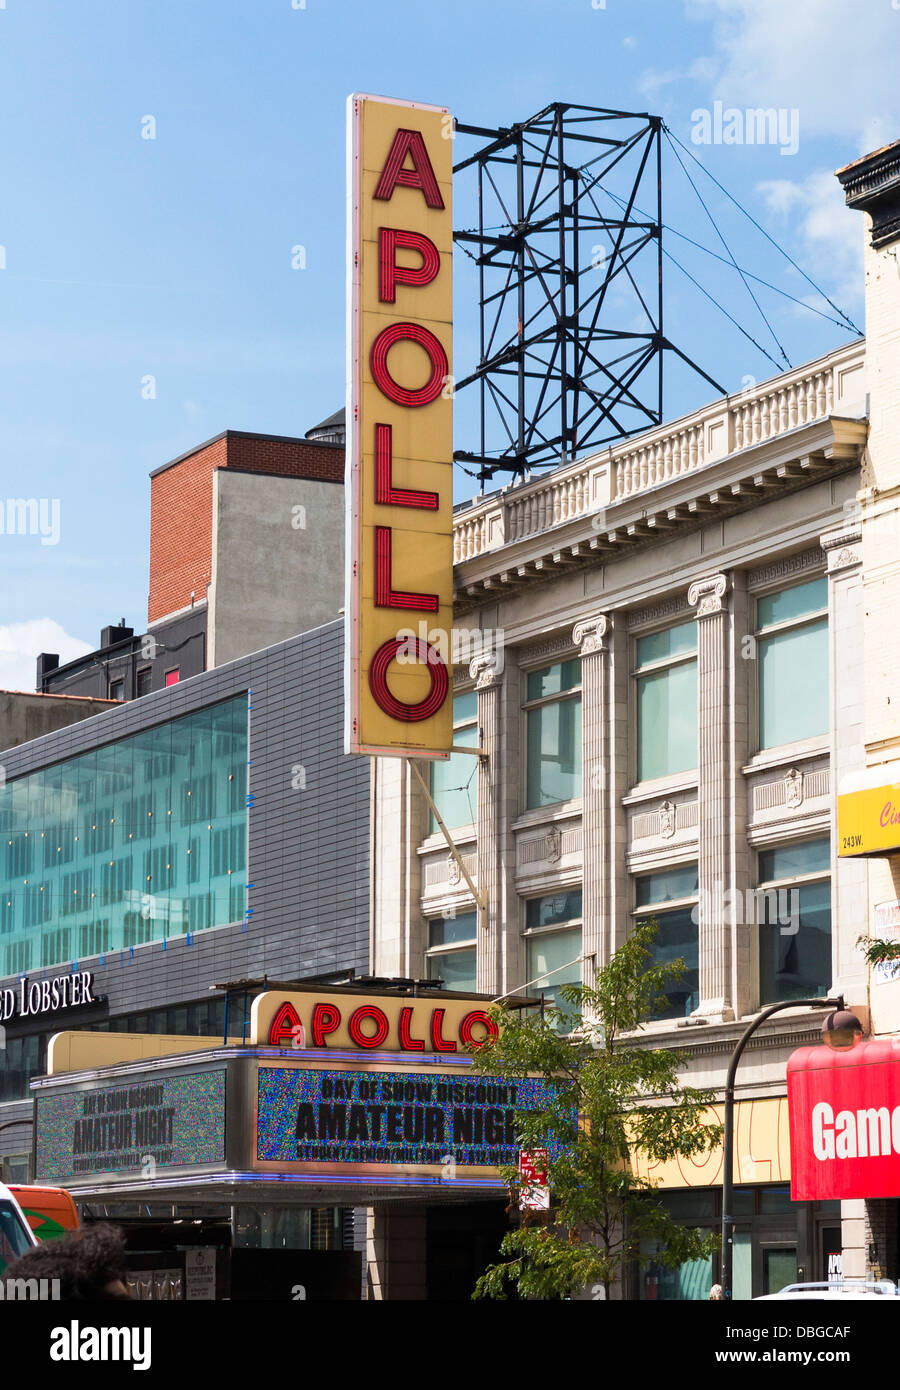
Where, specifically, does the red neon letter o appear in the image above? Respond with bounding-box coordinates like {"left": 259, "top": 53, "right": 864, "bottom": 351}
{"left": 459, "top": 1010, "right": 499, "bottom": 1048}
{"left": 348, "top": 1005, "right": 391, "bottom": 1048}
{"left": 370, "top": 321, "right": 448, "bottom": 407}
{"left": 368, "top": 638, "right": 448, "bottom": 723}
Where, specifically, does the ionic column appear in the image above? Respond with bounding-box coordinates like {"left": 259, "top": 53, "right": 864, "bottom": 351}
{"left": 688, "top": 573, "right": 733, "bottom": 1021}
{"left": 572, "top": 614, "right": 612, "bottom": 987}
{"left": 470, "top": 650, "right": 503, "bottom": 994}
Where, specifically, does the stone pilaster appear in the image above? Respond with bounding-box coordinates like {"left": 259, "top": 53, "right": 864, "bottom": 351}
{"left": 470, "top": 650, "right": 503, "bottom": 994}
{"left": 730, "top": 572, "right": 752, "bottom": 1020}
{"left": 688, "top": 572, "right": 733, "bottom": 1020}
{"left": 572, "top": 613, "right": 612, "bottom": 986}
{"left": 820, "top": 522, "right": 867, "bottom": 1009}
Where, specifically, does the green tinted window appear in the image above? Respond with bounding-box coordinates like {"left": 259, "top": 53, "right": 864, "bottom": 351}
{"left": 526, "top": 889, "right": 583, "bottom": 929}
{"left": 0, "top": 697, "right": 248, "bottom": 977}
{"left": 758, "top": 619, "right": 828, "bottom": 748}
{"left": 758, "top": 838, "right": 830, "bottom": 882}
{"left": 636, "top": 621, "right": 697, "bottom": 668}
{"left": 759, "top": 880, "right": 832, "bottom": 1004}
{"left": 637, "top": 658, "right": 697, "bottom": 780}
{"left": 757, "top": 577, "right": 827, "bottom": 629}
{"left": 635, "top": 866, "right": 699, "bottom": 907}
{"left": 526, "top": 659, "right": 581, "bottom": 702}
{"left": 429, "top": 693, "right": 478, "bottom": 831}
{"left": 428, "top": 913, "right": 477, "bottom": 948}
{"left": 526, "top": 927, "right": 582, "bottom": 1016}
{"left": 526, "top": 697, "right": 582, "bottom": 808}
{"left": 427, "top": 948, "right": 477, "bottom": 992}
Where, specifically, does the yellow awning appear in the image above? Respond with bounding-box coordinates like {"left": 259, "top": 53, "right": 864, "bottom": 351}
{"left": 838, "top": 765, "right": 900, "bottom": 858}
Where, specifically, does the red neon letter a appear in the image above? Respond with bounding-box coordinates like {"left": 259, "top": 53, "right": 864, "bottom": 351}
{"left": 374, "top": 128, "right": 445, "bottom": 209}
{"left": 268, "top": 1001, "right": 301, "bottom": 1047}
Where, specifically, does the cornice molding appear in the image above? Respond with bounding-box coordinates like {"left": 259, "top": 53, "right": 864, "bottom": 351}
{"left": 747, "top": 546, "right": 824, "bottom": 590}
{"left": 626, "top": 594, "right": 692, "bottom": 631}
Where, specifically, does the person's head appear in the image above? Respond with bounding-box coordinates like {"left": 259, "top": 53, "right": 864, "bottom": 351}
{"left": 709, "top": 1283, "right": 725, "bottom": 1301}
{"left": 5, "top": 1222, "right": 131, "bottom": 1299}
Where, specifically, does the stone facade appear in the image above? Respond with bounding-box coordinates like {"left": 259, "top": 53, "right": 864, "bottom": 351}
{"left": 373, "top": 326, "right": 876, "bottom": 1294}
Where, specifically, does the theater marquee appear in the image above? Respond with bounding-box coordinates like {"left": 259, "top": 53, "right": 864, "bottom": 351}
{"left": 345, "top": 92, "right": 455, "bottom": 759}
{"left": 250, "top": 988, "right": 498, "bottom": 1053}
{"left": 256, "top": 1065, "right": 555, "bottom": 1182}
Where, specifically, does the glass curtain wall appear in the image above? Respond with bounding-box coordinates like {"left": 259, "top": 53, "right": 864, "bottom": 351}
{"left": 0, "top": 696, "right": 248, "bottom": 976}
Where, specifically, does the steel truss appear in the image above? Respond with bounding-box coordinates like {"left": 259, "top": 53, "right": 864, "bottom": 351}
{"left": 452, "top": 102, "right": 722, "bottom": 483}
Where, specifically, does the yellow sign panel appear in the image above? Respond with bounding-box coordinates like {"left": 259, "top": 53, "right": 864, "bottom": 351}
{"left": 345, "top": 94, "right": 455, "bottom": 758}
{"left": 631, "top": 1097, "right": 791, "bottom": 1189}
{"left": 46, "top": 1031, "right": 242, "bottom": 1075}
{"left": 838, "top": 782, "right": 900, "bottom": 856}
{"left": 250, "top": 989, "right": 496, "bottom": 1053}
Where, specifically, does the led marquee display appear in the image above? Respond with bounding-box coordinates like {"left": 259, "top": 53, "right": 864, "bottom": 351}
{"left": 257, "top": 1067, "right": 558, "bottom": 1172}
{"left": 35, "top": 1069, "right": 226, "bottom": 1183}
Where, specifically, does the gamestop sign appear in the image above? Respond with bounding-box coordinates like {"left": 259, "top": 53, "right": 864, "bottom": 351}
{"left": 345, "top": 92, "right": 454, "bottom": 759}
{"left": 788, "top": 1038, "right": 900, "bottom": 1200}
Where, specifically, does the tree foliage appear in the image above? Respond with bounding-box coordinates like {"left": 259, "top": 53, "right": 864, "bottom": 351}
{"left": 859, "top": 935, "right": 900, "bottom": 967}
{"left": 468, "top": 919, "right": 722, "bottom": 1300}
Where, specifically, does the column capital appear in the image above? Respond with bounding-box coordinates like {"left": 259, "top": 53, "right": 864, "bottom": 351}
{"left": 572, "top": 612, "right": 612, "bottom": 654}
{"left": 469, "top": 649, "right": 504, "bottom": 689}
{"left": 687, "top": 572, "right": 729, "bottom": 618}
{"left": 820, "top": 521, "right": 862, "bottom": 574}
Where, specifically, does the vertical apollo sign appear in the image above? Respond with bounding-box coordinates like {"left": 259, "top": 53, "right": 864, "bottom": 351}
{"left": 345, "top": 94, "right": 454, "bottom": 758}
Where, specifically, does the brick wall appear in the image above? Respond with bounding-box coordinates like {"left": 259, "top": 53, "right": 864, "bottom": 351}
{"left": 148, "top": 432, "right": 345, "bottom": 624}
{"left": 148, "top": 435, "right": 226, "bottom": 623}
{"left": 224, "top": 433, "right": 344, "bottom": 482}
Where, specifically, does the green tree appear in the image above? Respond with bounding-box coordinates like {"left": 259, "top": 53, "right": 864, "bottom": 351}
{"left": 859, "top": 935, "right": 900, "bottom": 968}
{"left": 469, "top": 919, "right": 722, "bottom": 1300}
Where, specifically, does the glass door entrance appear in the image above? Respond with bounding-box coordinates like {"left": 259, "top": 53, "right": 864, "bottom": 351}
{"left": 762, "top": 1245, "right": 798, "bottom": 1296}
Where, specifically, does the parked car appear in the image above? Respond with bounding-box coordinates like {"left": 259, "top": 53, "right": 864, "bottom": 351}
{"left": 755, "top": 1279, "right": 899, "bottom": 1300}
{"left": 0, "top": 1181, "right": 39, "bottom": 1274}
{"left": 8, "top": 1185, "right": 80, "bottom": 1242}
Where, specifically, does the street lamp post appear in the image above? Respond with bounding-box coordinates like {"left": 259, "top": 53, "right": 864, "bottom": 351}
{"left": 720, "top": 995, "right": 843, "bottom": 1300}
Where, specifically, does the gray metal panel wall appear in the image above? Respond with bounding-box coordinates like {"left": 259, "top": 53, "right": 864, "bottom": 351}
{"left": 0, "top": 619, "right": 370, "bottom": 1024}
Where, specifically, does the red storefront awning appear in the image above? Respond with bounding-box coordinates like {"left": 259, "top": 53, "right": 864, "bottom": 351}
{"left": 787, "top": 1037, "right": 900, "bottom": 1200}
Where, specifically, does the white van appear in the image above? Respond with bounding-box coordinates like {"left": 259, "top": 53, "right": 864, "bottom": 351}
{"left": 0, "top": 1181, "right": 39, "bottom": 1275}
{"left": 755, "top": 1279, "right": 898, "bottom": 1300}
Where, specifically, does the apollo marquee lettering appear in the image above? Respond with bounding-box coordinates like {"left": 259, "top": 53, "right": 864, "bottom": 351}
{"left": 345, "top": 94, "right": 455, "bottom": 758}
{"left": 266, "top": 998, "right": 498, "bottom": 1053}
{"left": 0, "top": 971, "right": 95, "bottom": 1024}
{"left": 295, "top": 1077, "right": 521, "bottom": 1148}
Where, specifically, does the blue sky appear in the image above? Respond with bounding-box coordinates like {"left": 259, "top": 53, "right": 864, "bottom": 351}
{"left": 0, "top": 0, "right": 897, "bottom": 687}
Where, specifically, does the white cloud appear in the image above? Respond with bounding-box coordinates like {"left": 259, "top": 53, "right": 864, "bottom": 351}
{"left": 0, "top": 619, "right": 92, "bottom": 693}
{"left": 756, "top": 169, "right": 864, "bottom": 312}
{"left": 646, "top": 0, "right": 900, "bottom": 152}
